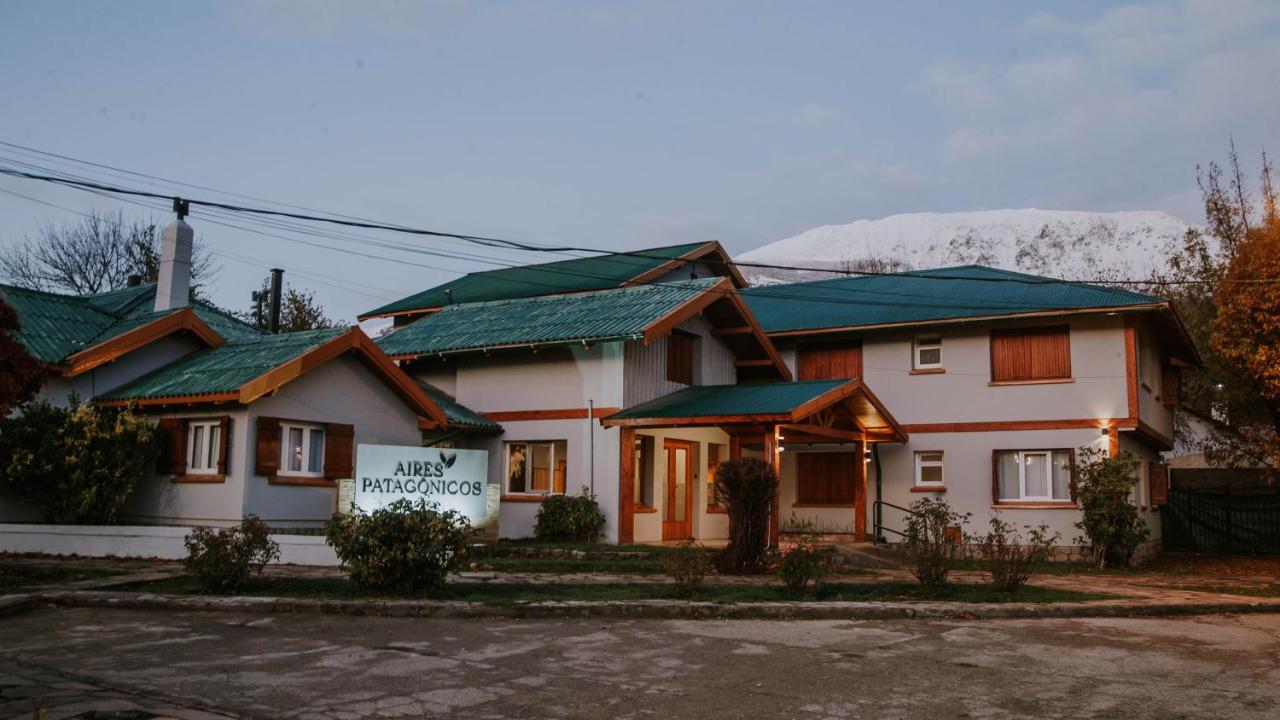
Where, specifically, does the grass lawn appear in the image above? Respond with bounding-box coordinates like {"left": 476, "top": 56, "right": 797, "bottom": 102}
{"left": 123, "top": 575, "right": 1111, "bottom": 604}
{"left": 0, "top": 561, "right": 127, "bottom": 593}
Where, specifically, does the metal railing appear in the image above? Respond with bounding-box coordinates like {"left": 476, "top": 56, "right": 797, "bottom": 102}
{"left": 872, "top": 499, "right": 917, "bottom": 544}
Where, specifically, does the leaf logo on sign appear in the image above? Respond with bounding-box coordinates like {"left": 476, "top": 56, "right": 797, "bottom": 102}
{"left": 440, "top": 452, "right": 457, "bottom": 469}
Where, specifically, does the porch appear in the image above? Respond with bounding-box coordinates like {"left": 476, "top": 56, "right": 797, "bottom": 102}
{"left": 602, "top": 379, "right": 908, "bottom": 546}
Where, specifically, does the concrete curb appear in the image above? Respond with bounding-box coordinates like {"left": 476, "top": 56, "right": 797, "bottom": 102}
{"left": 32, "top": 589, "right": 1280, "bottom": 622}
{"left": 0, "top": 593, "right": 38, "bottom": 619}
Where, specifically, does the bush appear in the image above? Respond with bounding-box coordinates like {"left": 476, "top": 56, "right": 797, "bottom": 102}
{"left": 663, "top": 539, "right": 714, "bottom": 597}
{"left": 902, "top": 497, "right": 970, "bottom": 588}
{"left": 0, "top": 400, "right": 162, "bottom": 523}
{"left": 534, "top": 490, "right": 606, "bottom": 543}
{"left": 1074, "top": 447, "right": 1150, "bottom": 567}
{"left": 777, "top": 521, "right": 828, "bottom": 596}
{"left": 970, "top": 515, "right": 1059, "bottom": 592}
{"left": 326, "top": 499, "right": 472, "bottom": 594}
{"left": 715, "top": 457, "right": 778, "bottom": 574}
{"left": 183, "top": 516, "right": 280, "bottom": 592}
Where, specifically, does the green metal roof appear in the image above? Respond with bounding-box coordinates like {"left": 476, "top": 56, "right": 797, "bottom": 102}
{"left": 1, "top": 282, "right": 263, "bottom": 364}
{"left": 607, "top": 379, "right": 847, "bottom": 421}
{"left": 741, "top": 265, "right": 1167, "bottom": 334}
{"left": 377, "top": 277, "right": 719, "bottom": 358}
{"left": 100, "top": 328, "right": 347, "bottom": 401}
{"left": 418, "top": 382, "right": 502, "bottom": 434}
{"left": 362, "top": 242, "right": 711, "bottom": 318}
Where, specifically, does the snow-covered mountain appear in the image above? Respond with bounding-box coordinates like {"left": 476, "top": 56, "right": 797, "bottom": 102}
{"left": 737, "top": 209, "right": 1197, "bottom": 285}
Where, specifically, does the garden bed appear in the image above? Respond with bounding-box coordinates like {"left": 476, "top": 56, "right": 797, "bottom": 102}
{"left": 0, "top": 559, "right": 130, "bottom": 593}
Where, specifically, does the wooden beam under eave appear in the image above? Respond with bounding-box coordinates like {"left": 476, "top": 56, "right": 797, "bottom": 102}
{"left": 711, "top": 326, "right": 753, "bottom": 336}
{"left": 779, "top": 423, "right": 864, "bottom": 442}
{"left": 735, "top": 358, "right": 776, "bottom": 367}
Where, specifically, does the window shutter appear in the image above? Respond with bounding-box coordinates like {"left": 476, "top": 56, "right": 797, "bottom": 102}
{"left": 156, "top": 418, "right": 187, "bottom": 476}
{"left": 324, "top": 423, "right": 355, "bottom": 479}
{"left": 216, "top": 416, "right": 232, "bottom": 475}
{"left": 1150, "top": 463, "right": 1169, "bottom": 506}
{"left": 990, "top": 325, "right": 1071, "bottom": 382}
{"left": 1161, "top": 367, "right": 1181, "bottom": 407}
{"left": 255, "top": 416, "right": 281, "bottom": 476}
{"left": 666, "top": 330, "right": 695, "bottom": 385}
{"left": 797, "top": 342, "right": 863, "bottom": 380}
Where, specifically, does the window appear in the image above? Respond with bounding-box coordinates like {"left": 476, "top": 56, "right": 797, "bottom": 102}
{"left": 913, "top": 336, "right": 942, "bottom": 370}
{"left": 633, "top": 435, "right": 655, "bottom": 506}
{"left": 914, "top": 451, "right": 944, "bottom": 487}
{"left": 797, "top": 342, "right": 862, "bottom": 380}
{"left": 1161, "top": 366, "right": 1182, "bottom": 407}
{"left": 995, "top": 450, "right": 1073, "bottom": 502}
{"left": 187, "top": 419, "right": 222, "bottom": 474}
{"left": 707, "top": 442, "right": 727, "bottom": 509}
{"left": 506, "top": 441, "right": 568, "bottom": 495}
{"left": 666, "top": 330, "right": 696, "bottom": 385}
{"left": 796, "top": 452, "right": 858, "bottom": 505}
{"left": 990, "top": 325, "right": 1071, "bottom": 382}
{"left": 279, "top": 422, "right": 325, "bottom": 477}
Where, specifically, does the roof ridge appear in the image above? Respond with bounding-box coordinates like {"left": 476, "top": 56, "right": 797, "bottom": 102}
{"left": 431, "top": 275, "right": 721, "bottom": 313}
{"left": 460, "top": 241, "right": 714, "bottom": 278}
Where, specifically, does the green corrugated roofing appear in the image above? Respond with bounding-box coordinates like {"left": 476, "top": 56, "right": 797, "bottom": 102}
{"left": 1, "top": 281, "right": 263, "bottom": 364}
{"left": 377, "top": 277, "right": 718, "bottom": 357}
{"left": 418, "top": 382, "right": 502, "bottom": 434}
{"left": 607, "top": 379, "right": 847, "bottom": 420}
{"left": 741, "top": 265, "right": 1167, "bottom": 334}
{"left": 363, "top": 242, "right": 711, "bottom": 318}
{"left": 100, "top": 328, "right": 347, "bottom": 401}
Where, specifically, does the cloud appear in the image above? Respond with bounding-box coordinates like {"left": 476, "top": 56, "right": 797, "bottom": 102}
{"left": 794, "top": 103, "right": 846, "bottom": 130}
{"left": 911, "top": 0, "right": 1280, "bottom": 220}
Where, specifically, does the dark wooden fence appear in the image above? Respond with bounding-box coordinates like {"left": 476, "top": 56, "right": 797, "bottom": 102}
{"left": 1163, "top": 488, "right": 1280, "bottom": 554}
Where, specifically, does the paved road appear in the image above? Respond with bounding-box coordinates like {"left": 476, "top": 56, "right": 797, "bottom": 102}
{"left": 2, "top": 608, "right": 1279, "bottom": 719}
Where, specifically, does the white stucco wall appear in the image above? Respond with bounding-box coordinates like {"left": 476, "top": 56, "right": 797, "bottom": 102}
{"left": 631, "top": 427, "right": 733, "bottom": 543}
{"left": 37, "top": 334, "right": 204, "bottom": 407}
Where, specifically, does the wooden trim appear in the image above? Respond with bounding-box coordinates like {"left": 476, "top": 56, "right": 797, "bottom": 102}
{"left": 605, "top": 412, "right": 795, "bottom": 428}
{"left": 644, "top": 277, "right": 730, "bottom": 344}
{"left": 704, "top": 506, "right": 728, "bottom": 514}
{"left": 910, "top": 485, "right": 946, "bottom": 493}
{"left": 991, "top": 502, "right": 1077, "bottom": 510}
{"left": 500, "top": 494, "right": 551, "bottom": 503}
{"left": 718, "top": 285, "right": 793, "bottom": 382}
{"left": 626, "top": 241, "right": 750, "bottom": 288}
{"left": 908, "top": 368, "right": 945, "bottom": 375}
{"left": 766, "top": 303, "right": 1169, "bottom": 338}
{"left": 779, "top": 423, "right": 863, "bottom": 442}
{"left": 1108, "top": 425, "right": 1120, "bottom": 457}
{"left": 711, "top": 326, "right": 753, "bottom": 336}
{"left": 765, "top": 427, "right": 780, "bottom": 547}
{"left": 63, "top": 307, "right": 223, "bottom": 377}
{"left": 791, "top": 502, "right": 858, "bottom": 508}
{"left": 268, "top": 475, "right": 336, "bottom": 487}
{"left": 1124, "top": 316, "right": 1139, "bottom": 420}
{"left": 734, "top": 358, "right": 776, "bottom": 367}
{"left": 633, "top": 503, "right": 658, "bottom": 514}
{"left": 618, "top": 427, "right": 636, "bottom": 543}
{"left": 98, "top": 392, "right": 239, "bottom": 408}
{"left": 989, "top": 378, "right": 1075, "bottom": 387}
{"left": 172, "top": 474, "right": 226, "bottom": 484}
{"left": 484, "top": 407, "right": 622, "bottom": 422}
{"left": 904, "top": 418, "right": 1119, "bottom": 433}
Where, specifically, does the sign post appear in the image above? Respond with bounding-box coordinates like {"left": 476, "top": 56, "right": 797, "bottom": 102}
{"left": 352, "top": 444, "right": 491, "bottom": 523}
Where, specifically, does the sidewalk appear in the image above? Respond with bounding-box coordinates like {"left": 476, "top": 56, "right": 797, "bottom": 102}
{"left": 0, "top": 657, "right": 236, "bottom": 720}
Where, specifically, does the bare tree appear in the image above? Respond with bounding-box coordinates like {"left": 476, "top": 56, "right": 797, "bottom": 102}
{"left": 243, "top": 277, "right": 342, "bottom": 332}
{"left": 0, "top": 209, "right": 217, "bottom": 295}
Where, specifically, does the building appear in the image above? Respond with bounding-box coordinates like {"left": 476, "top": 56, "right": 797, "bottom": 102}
{"left": 370, "top": 249, "right": 1197, "bottom": 553}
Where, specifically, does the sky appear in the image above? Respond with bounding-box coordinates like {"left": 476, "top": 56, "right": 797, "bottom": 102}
{"left": 1, "top": 0, "right": 1278, "bottom": 326}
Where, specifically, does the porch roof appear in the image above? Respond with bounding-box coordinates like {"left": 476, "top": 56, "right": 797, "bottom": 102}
{"left": 601, "top": 378, "right": 907, "bottom": 442}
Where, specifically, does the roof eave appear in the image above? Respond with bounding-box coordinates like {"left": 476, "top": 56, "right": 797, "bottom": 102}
{"left": 763, "top": 302, "right": 1172, "bottom": 338}
{"left": 62, "top": 307, "right": 224, "bottom": 378}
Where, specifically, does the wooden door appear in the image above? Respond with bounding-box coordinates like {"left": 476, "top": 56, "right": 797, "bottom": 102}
{"left": 663, "top": 439, "right": 695, "bottom": 541}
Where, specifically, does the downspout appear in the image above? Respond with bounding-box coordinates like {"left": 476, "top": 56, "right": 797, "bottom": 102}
{"left": 587, "top": 398, "right": 595, "bottom": 496}
{"left": 872, "top": 442, "right": 884, "bottom": 543}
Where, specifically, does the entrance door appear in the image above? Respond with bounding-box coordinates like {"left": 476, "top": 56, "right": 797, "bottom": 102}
{"left": 663, "top": 439, "right": 695, "bottom": 540}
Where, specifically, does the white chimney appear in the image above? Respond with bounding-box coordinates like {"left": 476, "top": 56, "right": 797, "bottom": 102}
{"left": 154, "top": 219, "right": 193, "bottom": 312}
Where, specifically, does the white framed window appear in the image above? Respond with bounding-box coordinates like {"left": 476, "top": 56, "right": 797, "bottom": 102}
{"left": 187, "top": 419, "right": 222, "bottom": 475}
{"left": 506, "top": 441, "right": 568, "bottom": 495}
{"left": 913, "top": 335, "right": 942, "bottom": 369}
{"left": 996, "top": 450, "right": 1073, "bottom": 502}
{"left": 914, "top": 451, "right": 944, "bottom": 486}
{"left": 280, "top": 422, "right": 325, "bottom": 477}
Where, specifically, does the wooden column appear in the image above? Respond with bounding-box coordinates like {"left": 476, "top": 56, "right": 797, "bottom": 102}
{"left": 729, "top": 434, "right": 742, "bottom": 460}
{"left": 619, "top": 427, "right": 636, "bottom": 544}
{"left": 854, "top": 440, "right": 867, "bottom": 541}
{"left": 1107, "top": 425, "right": 1120, "bottom": 458}
{"left": 764, "top": 426, "right": 780, "bottom": 547}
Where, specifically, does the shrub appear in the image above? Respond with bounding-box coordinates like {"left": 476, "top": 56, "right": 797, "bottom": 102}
{"left": 663, "top": 539, "right": 714, "bottom": 597}
{"left": 325, "top": 499, "right": 472, "bottom": 594}
{"left": 1074, "top": 447, "right": 1150, "bottom": 567}
{"left": 0, "top": 400, "right": 162, "bottom": 523}
{"left": 534, "top": 490, "right": 606, "bottom": 543}
{"left": 902, "top": 497, "right": 970, "bottom": 588}
{"left": 714, "top": 457, "right": 778, "bottom": 574}
{"left": 183, "top": 516, "right": 280, "bottom": 592}
{"left": 777, "top": 521, "right": 828, "bottom": 596}
{"left": 970, "top": 515, "right": 1059, "bottom": 592}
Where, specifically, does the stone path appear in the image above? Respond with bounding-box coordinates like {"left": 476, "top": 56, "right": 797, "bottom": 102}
{"left": 0, "top": 657, "right": 237, "bottom": 720}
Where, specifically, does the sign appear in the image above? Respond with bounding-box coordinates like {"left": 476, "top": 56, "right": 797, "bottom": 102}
{"left": 353, "top": 444, "right": 490, "bottom": 522}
